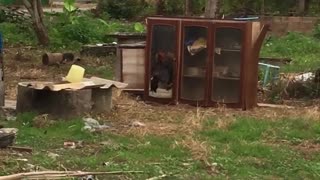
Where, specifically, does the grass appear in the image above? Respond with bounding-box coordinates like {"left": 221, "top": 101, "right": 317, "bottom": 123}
{"left": 261, "top": 32, "right": 320, "bottom": 72}
{"left": 0, "top": 22, "right": 36, "bottom": 46}
{"left": 1, "top": 8, "right": 320, "bottom": 179}
{"left": 86, "top": 65, "right": 114, "bottom": 79}
{"left": 1, "top": 112, "right": 320, "bottom": 179}
{"left": 201, "top": 117, "right": 320, "bottom": 179}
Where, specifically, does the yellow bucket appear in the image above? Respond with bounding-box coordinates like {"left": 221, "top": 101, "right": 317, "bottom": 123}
{"left": 65, "top": 65, "right": 85, "bottom": 83}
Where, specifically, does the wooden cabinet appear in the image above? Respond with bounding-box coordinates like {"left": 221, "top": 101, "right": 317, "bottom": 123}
{"left": 144, "top": 17, "right": 269, "bottom": 109}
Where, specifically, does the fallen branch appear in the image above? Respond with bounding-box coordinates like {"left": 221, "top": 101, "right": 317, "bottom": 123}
{"left": 0, "top": 170, "right": 143, "bottom": 180}
{"left": 8, "top": 146, "right": 33, "bottom": 153}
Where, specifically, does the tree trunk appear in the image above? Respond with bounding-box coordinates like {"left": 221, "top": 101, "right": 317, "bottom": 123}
{"left": 23, "top": 0, "right": 49, "bottom": 46}
{"left": 33, "top": 21, "right": 49, "bottom": 46}
{"left": 205, "top": 0, "right": 219, "bottom": 18}
{"left": 185, "top": 0, "right": 191, "bottom": 16}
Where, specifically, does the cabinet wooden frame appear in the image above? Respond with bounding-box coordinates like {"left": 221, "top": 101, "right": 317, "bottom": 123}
{"left": 178, "top": 20, "right": 212, "bottom": 106}
{"left": 144, "top": 18, "right": 181, "bottom": 104}
{"left": 144, "top": 17, "right": 268, "bottom": 110}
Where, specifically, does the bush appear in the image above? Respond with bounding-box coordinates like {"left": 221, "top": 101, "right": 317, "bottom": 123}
{"left": 163, "top": 0, "right": 184, "bottom": 15}
{"left": 162, "top": 0, "right": 206, "bottom": 16}
{"left": 0, "top": 10, "right": 5, "bottom": 23}
{"left": 46, "top": 12, "right": 136, "bottom": 50}
{"left": 97, "top": 0, "right": 146, "bottom": 19}
{"left": 1, "top": 10, "right": 139, "bottom": 50}
{"left": 61, "top": 24, "right": 92, "bottom": 44}
{"left": 0, "top": 22, "right": 36, "bottom": 46}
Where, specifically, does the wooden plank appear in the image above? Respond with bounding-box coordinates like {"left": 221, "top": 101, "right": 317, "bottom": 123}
{"left": 257, "top": 103, "right": 294, "bottom": 109}
{"left": 251, "top": 21, "right": 261, "bottom": 48}
{"left": 8, "top": 146, "right": 33, "bottom": 153}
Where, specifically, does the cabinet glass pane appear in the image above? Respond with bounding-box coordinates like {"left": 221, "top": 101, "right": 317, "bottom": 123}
{"left": 212, "top": 28, "right": 242, "bottom": 103}
{"left": 148, "top": 25, "right": 176, "bottom": 98}
{"left": 181, "top": 26, "right": 208, "bottom": 101}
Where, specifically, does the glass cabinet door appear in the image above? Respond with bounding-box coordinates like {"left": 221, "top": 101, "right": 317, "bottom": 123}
{"left": 148, "top": 25, "right": 176, "bottom": 99}
{"left": 180, "top": 26, "right": 208, "bottom": 101}
{"left": 211, "top": 28, "right": 242, "bottom": 104}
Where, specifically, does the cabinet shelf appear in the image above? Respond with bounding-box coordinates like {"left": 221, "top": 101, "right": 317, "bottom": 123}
{"left": 183, "top": 74, "right": 206, "bottom": 78}
{"left": 214, "top": 76, "right": 240, "bottom": 80}
{"left": 222, "top": 49, "right": 241, "bottom": 52}
{"left": 215, "top": 48, "right": 241, "bottom": 54}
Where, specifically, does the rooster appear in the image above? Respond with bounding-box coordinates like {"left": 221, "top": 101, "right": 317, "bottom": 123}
{"left": 151, "top": 51, "right": 174, "bottom": 93}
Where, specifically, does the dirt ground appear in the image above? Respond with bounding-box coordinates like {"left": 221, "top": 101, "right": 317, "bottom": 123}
{"left": 3, "top": 47, "right": 110, "bottom": 100}
{"left": 2, "top": 46, "right": 320, "bottom": 134}
{"left": 3, "top": 47, "right": 319, "bottom": 106}
{"left": 1, "top": 47, "right": 320, "bottom": 178}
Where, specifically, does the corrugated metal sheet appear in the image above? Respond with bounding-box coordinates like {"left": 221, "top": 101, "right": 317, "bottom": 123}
{"left": 19, "top": 77, "right": 128, "bottom": 91}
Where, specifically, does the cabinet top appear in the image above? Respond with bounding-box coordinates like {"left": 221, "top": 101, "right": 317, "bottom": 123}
{"left": 146, "top": 16, "right": 259, "bottom": 24}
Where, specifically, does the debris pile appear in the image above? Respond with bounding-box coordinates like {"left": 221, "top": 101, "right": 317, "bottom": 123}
{"left": 261, "top": 68, "right": 320, "bottom": 103}
{"left": 82, "top": 118, "right": 110, "bottom": 132}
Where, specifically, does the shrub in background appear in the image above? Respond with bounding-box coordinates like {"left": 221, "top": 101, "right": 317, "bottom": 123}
{"left": 163, "top": 0, "right": 206, "bottom": 16}
{"left": 97, "top": 0, "right": 146, "bottom": 19}
{"left": 0, "top": 22, "right": 36, "bottom": 46}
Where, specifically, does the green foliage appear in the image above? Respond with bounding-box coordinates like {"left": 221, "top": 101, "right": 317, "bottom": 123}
{"left": 62, "top": 0, "right": 79, "bottom": 24}
{"left": 44, "top": 12, "right": 136, "bottom": 50}
{"left": 1, "top": 11, "right": 138, "bottom": 50}
{"left": 60, "top": 23, "right": 92, "bottom": 44}
{"left": 0, "top": 22, "right": 36, "bottom": 46}
{"left": 98, "top": 0, "right": 146, "bottom": 19}
{"left": 163, "top": 0, "right": 184, "bottom": 15}
{"left": 221, "top": 0, "right": 296, "bottom": 15}
{"left": 220, "top": 0, "right": 320, "bottom": 16}
{"left": 16, "top": 112, "right": 37, "bottom": 127}
{"left": 134, "top": 22, "right": 145, "bottom": 33}
{"left": 0, "top": 10, "right": 5, "bottom": 23}
{"left": 313, "top": 23, "right": 320, "bottom": 40}
{"left": 161, "top": 0, "right": 206, "bottom": 16}
{"left": 63, "top": 0, "right": 76, "bottom": 12}
{"left": 190, "top": 0, "right": 207, "bottom": 15}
